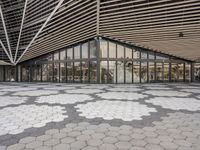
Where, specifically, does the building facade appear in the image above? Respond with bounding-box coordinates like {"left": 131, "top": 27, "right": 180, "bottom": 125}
{"left": 0, "top": 0, "right": 200, "bottom": 83}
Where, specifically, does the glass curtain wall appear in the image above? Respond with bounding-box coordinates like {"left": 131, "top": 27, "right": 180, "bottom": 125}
{"left": 18, "top": 38, "right": 192, "bottom": 83}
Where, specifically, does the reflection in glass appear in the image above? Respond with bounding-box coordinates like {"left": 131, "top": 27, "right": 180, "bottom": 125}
{"left": 185, "top": 63, "right": 191, "bottom": 82}
{"left": 108, "top": 61, "right": 116, "bottom": 83}
{"left": 141, "top": 62, "right": 147, "bottom": 83}
{"left": 117, "top": 61, "right": 124, "bottom": 83}
{"left": 67, "top": 62, "right": 73, "bottom": 82}
{"left": 82, "top": 42, "right": 88, "bottom": 59}
{"left": 100, "top": 39, "right": 107, "bottom": 58}
{"left": 141, "top": 52, "right": 147, "bottom": 59}
{"left": 133, "top": 61, "right": 140, "bottom": 83}
{"left": 48, "top": 64, "right": 53, "bottom": 82}
{"left": 133, "top": 49, "right": 140, "bottom": 59}
{"left": 194, "top": 63, "right": 200, "bottom": 82}
{"left": 125, "top": 60, "right": 132, "bottom": 83}
{"left": 125, "top": 48, "right": 132, "bottom": 59}
{"left": 74, "top": 46, "right": 80, "bottom": 59}
{"left": 149, "top": 62, "right": 155, "bottom": 82}
{"left": 117, "top": 44, "right": 124, "bottom": 59}
{"left": 156, "top": 63, "right": 163, "bottom": 82}
{"left": 82, "top": 61, "right": 89, "bottom": 83}
{"left": 100, "top": 61, "right": 108, "bottom": 83}
{"left": 54, "top": 52, "right": 59, "bottom": 60}
{"left": 53, "top": 63, "right": 59, "bottom": 82}
{"left": 67, "top": 48, "right": 73, "bottom": 60}
{"left": 32, "top": 65, "right": 41, "bottom": 82}
{"left": 164, "top": 63, "right": 169, "bottom": 82}
{"left": 90, "top": 61, "right": 97, "bottom": 83}
{"left": 74, "top": 62, "right": 81, "bottom": 83}
{"left": 22, "top": 66, "right": 30, "bottom": 82}
{"left": 109, "top": 42, "right": 116, "bottom": 58}
{"left": 90, "top": 40, "right": 97, "bottom": 58}
{"left": 0, "top": 66, "right": 3, "bottom": 81}
{"left": 60, "top": 50, "right": 66, "bottom": 60}
{"left": 60, "top": 63, "right": 66, "bottom": 82}
{"left": 42, "top": 64, "right": 48, "bottom": 82}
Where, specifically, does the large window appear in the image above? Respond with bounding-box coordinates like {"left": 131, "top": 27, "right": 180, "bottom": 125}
{"left": 19, "top": 38, "right": 192, "bottom": 84}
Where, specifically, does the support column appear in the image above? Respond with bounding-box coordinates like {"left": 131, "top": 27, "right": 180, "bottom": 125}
{"left": 191, "top": 63, "right": 194, "bottom": 82}
{"left": 96, "top": 36, "right": 100, "bottom": 84}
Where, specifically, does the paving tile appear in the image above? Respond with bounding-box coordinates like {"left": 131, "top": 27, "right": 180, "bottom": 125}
{"left": 7, "top": 144, "right": 25, "bottom": 150}
{"left": 19, "top": 137, "right": 36, "bottom": 144}
{"left": 53, "top": 144, "right": 70, "bottom": 150}
{"left": 145, "top": 144, "right": 164, "bottom": 150}
{"left": 44, "top": 139, "right": 60, "bottom": 146}
{"left": 87, "top": 139, "right": 103, "bottom": 146}
{"left": 115, "top": 141, "right": 132, "bottom": 149}
{"left": 70, "top": 141, "right": 86, "bottom": 149}
{"left": 61, "top": 137, "right": 76, "bottom": 144}
{"left": 26, "top": 141, "right": 43, "bottom": 149}
{"left": 103, "top": 137, "right": 118, "bottom": 144}
{"left": 160, "top": 141, "right": 178, "bottom": 150}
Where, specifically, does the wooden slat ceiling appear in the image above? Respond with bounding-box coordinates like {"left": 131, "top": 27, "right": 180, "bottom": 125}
{"left": 99, "top": 0, "right": 200, "bottom": 61}
{"left": 0, "top": 0, "right": 200, "bottom": 63}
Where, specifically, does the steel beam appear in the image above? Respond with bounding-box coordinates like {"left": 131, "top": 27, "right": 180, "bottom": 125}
{"left": 15, "top": 0, "right": 65, "bottom": 64}
{"left": 14, "top": 0, "right": 28, "bottom": 62}
{"left": 0, "top": 5, "right": 13, "bottom": 63}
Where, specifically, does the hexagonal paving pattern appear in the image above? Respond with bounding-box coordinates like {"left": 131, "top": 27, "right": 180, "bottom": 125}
{"left": 36, "top": 94, "right": 93, "bottom": 104}
{"left": 0, "top": 96, "right": 28, "bottom": 107}
{"left": 0, "top": 105, "right": 67, "bottom": 136}
{"left": 146, "top": 97, "right": 200, "bottom": 111}
{"left": 0, "top": 83, "right": 200, "bottom": 150}
{"left": 75, "top": 100, "right": 157, "bottom": 121}
{"left": 96, "top": 92, "right": 147, "bottom": 100}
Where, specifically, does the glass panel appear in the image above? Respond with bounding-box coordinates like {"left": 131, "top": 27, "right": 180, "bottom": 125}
{"left": 0, "top": 66, "right": 3, "bottom": 81}
{"left": 109, "top": 42, "right": 116, "bottom": 58}
{"left": 67, "top": 62, "right": 73, "bottom": 83}
{"left": 90, "top": 40, "right": 97, "bottom": 58}
{"left": 125, "top": 47, "right": 132, "bottom": 59}
{"left": 90, "top": 61, "right": 97, "bottom": 83}
{"left": 67, "top": 48, "right": 73, "bottom": 60}
{"left": 42, "top": 64, "right": 48, "bottom": 82}
{"left": 133, "top": 50, "right": 140, "bottom": 59}
{"left": 74, "top": 62, "right": 81, "bottom": 83}
{"left": 47, "top": 64, "right": 53, "bottom": 82}
{"left": 194, "top": 63, "right": 200, "bottom": 82}
{"left": 22, "top": 66, "right": 30, "bottom": 82}
{"left": 185, "top": 63, "right": 191, "bottom": 82}
{"left": 141, "top": 52, "right": 147, "bottom": 59}
{"left": 54, "top": 52, "right": 59, "bottom": 60}
{"left": 164, "top": 63, "right": 169, "bottom": 82}
{"left": 117, "top": 44, "right": 124, "bottom": 59}
{"left": 53, "top": 63, "right": 59, "bottom": 82}
{"left": 60, "top": 63, "right": 66, "bottom": 82}
{"left": 171, "top": 63, "right": 184, "bottom": 82}
{"left": 100, "top": 61, "right": 108, "bottom": 83}
{"left": 60, "top": 50, "right": 66, "bottom": 60}
{"left": 82, "top": 42, "right": 88, "bottom": 59}
{"left": 125, "top": 60, "right": 132, "bottom": 83}
{"left": 108, "top": 61, "right": 116, "bottom": 83}
{"left": 32, "top": 66, "right": 37, "bottom": 82}
{"left": 100, "top": 39, "right": 107, "bottom": 58}
{"left": 149, "top": 52, "right": 155, "bottom": 59}
{"left": 133, "top": 61, "right": 140, "bottom": 83}
{"left": 141, "top": 62, "right": 147, "bottom": 83}
{"left": 74, "top": 45, "right": 80, "bottom": 59}
{"left": 82, "top": 61, "right": 89, "bottom": 83}
{"left": 149, "top": 62, "right": 155, "bottom": 82}
{"left": 156, "top": 53, "right": 169, "bottom": 60}
{"left": 178, "top": 63, "right": 184, "bottom": 81}
{"left": 117, "top": 61, "right": 124, "bottom": 83}
{"left": 156, "top": 63, "right": 163, "bottom": 82}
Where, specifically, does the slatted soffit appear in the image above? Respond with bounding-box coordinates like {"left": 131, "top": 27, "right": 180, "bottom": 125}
{"left": 0, "top": 0, "right": 199, "bottom": 64}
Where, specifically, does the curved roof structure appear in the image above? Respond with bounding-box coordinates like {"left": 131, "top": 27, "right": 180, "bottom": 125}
{"left": 0, "top": 0, "right": 200, "bottom": 64}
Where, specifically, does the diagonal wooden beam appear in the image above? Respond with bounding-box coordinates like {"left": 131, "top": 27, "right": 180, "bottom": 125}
{"left": 0, "top": 39, "right": 14, "bottom": 63}
{"left": 0, "top": 5, "right": 13, "bottom": 63}
{"left": 14, "top": 0, "right": 28, "bottom": 62}
{"left": 15, "top": 0, "right": 65, "bottom": 64}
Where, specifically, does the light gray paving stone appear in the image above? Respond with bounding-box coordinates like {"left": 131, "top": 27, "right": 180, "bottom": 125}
{"left": 0, "top": 146, "right": 6, "bottom": 150}
{"left": 52, "top": 133, "right": 66, "bottom": 139}
{"left": 145, "top": 144, "right": 164, "bottom": 150}
{"left": 98, "top": 143, "right": 116, "bottom": 150}
{"left": 131, "top": 133, "right": 145, "bottom": 139}
{"left": 35, "top": 146, "right": 52, "bottom": 150}
{"left": 143, "top": 131, "right": 158, "bottom": 138}
{"left": 106, "top": 131, "right": 119, "bottom": 137}
{"left": 82, "top": 146, "right": 98, "bottom": 150}
{"left": 115, "top": 141, "right": 132, "bottom": 149}
{"left": 53, "top": 144, "right": 70, "bottom": 150}
{"left": 119, "top": 125, "right": 133, "bottom": 130}
{"left": 103, "top": 137, "right": 118, "bottom": 144}
{"left": 82, "top": 130, "right": 95, "bottom": 135}
{"left": 119, "top": 129, "right": 132, "bottom": 135}
{"left": 61, "top": 137, "right": 76, "bottom": 144}
{"left": 68, "top": 131, "right": 81, "bottom": 137}
{"left": 19, "top": 137, "right": 36, "bottom": 144}
{"left": 45, "top": 129, "right": 59, "bottom": 135}
{"left": 157, "top": 135, "right": 174, "bottom": 142}
{"left": 87, "top": 139, "right": 103, "bottom": 146}
{"left": 76, "top": 135, "right": 91, "bottom": 141}
{"left": 44, "top": 138, "right": 60, "bottom": 146}
{"left": 26, "top": 141, "right": 43, "bottom": 149}
{"left": 65, "top": 123, "right": 77, "bottom": 129}
{"left": 173, "top": 139, "right": 192, "bottom": 147}
{"left": 144, "top": 137, "right": 160, "bottom": 144}
{"left": 7, "top": 144, "right": 25, "bottom": 150}
{"left": 36, "top": 135, "right": 51, "bottom": 141}
{"left": 131, "top": 139, "right": 147, "bottom": 146}
{"left": 177, "top": 146, "right": 194, "bottom": 150}
{"left": 160, "top": 141, "right": 178, "bottom": 150}
{"left": 117, "top": 135, "right": 131, "bottom": 141}
{"left": 60, "top": 127, "right": 73, "bottom": 133}
{"left": 129, "top": 147, "right": 146, "bottom": 150}
{"left": 91, "top": 133, "right": 105, "bottom": 139}
{"left": 70, "top": 141, "right": 86, "bottom": 149}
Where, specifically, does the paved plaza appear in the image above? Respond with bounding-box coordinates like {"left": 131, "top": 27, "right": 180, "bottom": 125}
{"left": 0, "top": 83, "right": 200, "bottom": 150}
